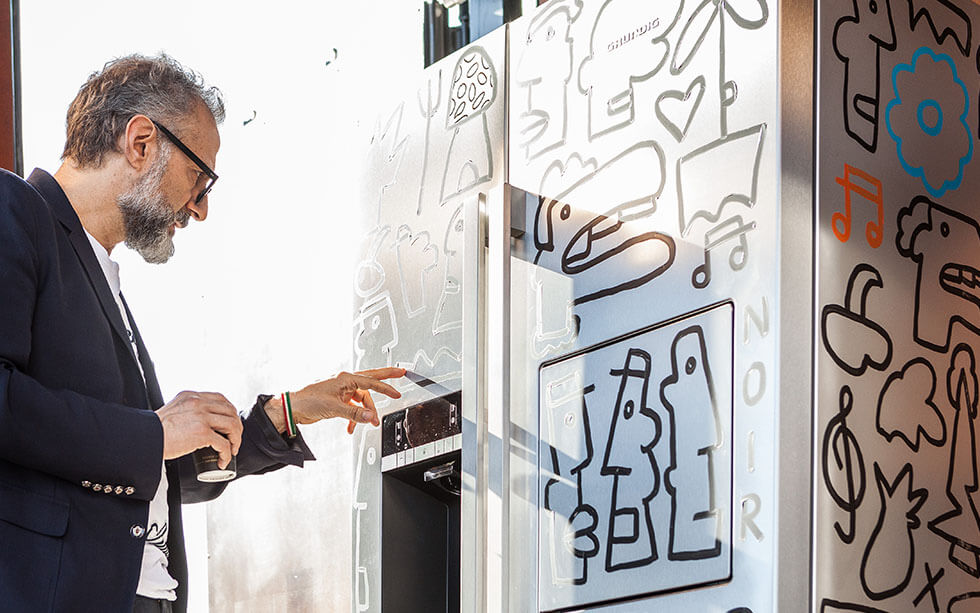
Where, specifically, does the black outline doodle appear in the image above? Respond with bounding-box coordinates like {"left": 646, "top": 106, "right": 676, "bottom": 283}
{"left": 656, "top": 75, "right": 707, "bottom": 143}
{"left": 821, "top": 263, "right": 893, "bottom": 377}
{"left": 897, "top": 196, "right": 980, "bottom": 353}
{"left": 543, "top": 382, "right": 600, "bottom": 585}
{"left": 676, "top": 124, "right": 767, "bottom": 237}
{"left": 670, "top": 0, "right": 769, "bottom": 136}
{"left": 912, "top": 563, "right": 944, "bottom": 612}
{"left": 692, "top": 215, "right": 755, "bottom": 289}
{"left": 577, "top": 0, "right": 684, "bottom": 141}
{"left": 440, "top": 46, "right": 496, "bottom": 205}
{"left": 513, "top": 0, "right": 584, "bottom": 163}
{"left": 661, "top": 325, "right": 724, "bottom": 561}
{"left": 929, "top": 344, "right": 980, "bottom": 578}
{"left": 948, "top": 591, "right": 980, "bottom": 612}
{"left": 832, "top": 0, "right": 897, "bottom": 153}
{"left": 822, "top": 386, "right": 867, "bottom": 544}
{"left": 530, "top": 142, "right": 676, "bottom": 306}
{"left": 876, "top": 358, "right": 947, "bottom": 452}
{"left": 860, "top": 463, "right": 927, "bottom": 601}
{"left": 907, "top": 0, "right": 972, "bottom": 58}
{"left": 819, "top": 599, "right": 887, "bottom": 613}
{"left": 600, "top": 349, "right": 662, "bottom": 572}
{"left": 415, "top": 69, "right": 443, "bottom": 216}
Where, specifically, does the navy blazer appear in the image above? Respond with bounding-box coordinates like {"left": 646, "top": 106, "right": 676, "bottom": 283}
{"left": 0, "top": 169, "right": 313, "bottom": 612}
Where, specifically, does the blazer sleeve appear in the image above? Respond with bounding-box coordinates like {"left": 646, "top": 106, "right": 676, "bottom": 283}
{"left": 178, "top": 394, "right": 316, "bottom": 504}
{"left": 0, "top": 183, "right": 164, "bottom": 501}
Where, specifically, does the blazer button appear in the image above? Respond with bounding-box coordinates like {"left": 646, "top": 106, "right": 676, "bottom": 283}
{"left": 103, "top": 485, "right": 113, "bottom": 494}
{"left": 131, "top": 525, "right": 145, "bottom": 538}
{"left": 114, "top": 486, "right": 123, "bottom": 495}
{"left": 125, "top": 487, "right": 135, "bottom": 495}
{"left": 93, "top": 484, "right": 103, "bottom": 492}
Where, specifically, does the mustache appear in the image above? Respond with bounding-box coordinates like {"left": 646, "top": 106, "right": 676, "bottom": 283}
{"left": 175, "top": 208, "right": 191, "bottom": 228}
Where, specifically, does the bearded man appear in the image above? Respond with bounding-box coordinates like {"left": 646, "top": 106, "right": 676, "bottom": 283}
{"left": 0, "top": 54, "right": 403, "bottom": 613}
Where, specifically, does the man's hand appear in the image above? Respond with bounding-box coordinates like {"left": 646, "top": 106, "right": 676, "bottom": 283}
{"left": 155, "top": 391, "right": 243, "bottom": 468}
{"left": 265, "top": 368, "right": 406, "bottom": 432}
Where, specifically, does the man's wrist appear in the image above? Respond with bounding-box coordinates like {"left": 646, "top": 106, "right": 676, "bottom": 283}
{"left": 263, "top": 396, "right": 288, "bottom": 434}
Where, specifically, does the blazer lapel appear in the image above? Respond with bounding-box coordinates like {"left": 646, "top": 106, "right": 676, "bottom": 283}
{"left": 26, "top": 169, "right": 140, "bottom": 367}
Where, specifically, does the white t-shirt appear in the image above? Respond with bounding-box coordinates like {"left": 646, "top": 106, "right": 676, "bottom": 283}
{"left": 84, "top": 231, "right": 178, "bottom": 601}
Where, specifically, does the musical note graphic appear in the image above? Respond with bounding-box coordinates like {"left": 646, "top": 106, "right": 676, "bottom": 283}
{"left": 822, "top": 386, "right": 867, "bottom": 544}
{"left": 692, "top": 215, "right": 756, "bottom": 289}
{"left": 833, "top": 164, "right": 884, "bottom": 249}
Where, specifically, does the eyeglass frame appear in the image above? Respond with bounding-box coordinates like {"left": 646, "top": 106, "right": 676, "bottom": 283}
{"left": 150, "top": 119, "right": 218, "bottom": 205}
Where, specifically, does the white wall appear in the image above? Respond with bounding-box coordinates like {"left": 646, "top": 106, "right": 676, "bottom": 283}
{"left": 20, "top": 2, "right": 421, "bottom": 610}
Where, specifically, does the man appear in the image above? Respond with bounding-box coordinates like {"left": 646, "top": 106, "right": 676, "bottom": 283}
{"left": 0, "top": 54, "right": 403, "bottom": 612}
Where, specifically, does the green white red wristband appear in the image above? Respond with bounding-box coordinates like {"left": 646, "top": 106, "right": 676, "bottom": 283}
{"left": 281, "top": 391, "right": 298, "bottom": 438}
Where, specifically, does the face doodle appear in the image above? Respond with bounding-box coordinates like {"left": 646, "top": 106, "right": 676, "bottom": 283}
{"left": 514, "top": 0, "right": 583, "bottom": 161}
{"left": 897, "top": 196, "right": 980, "bottom": 352}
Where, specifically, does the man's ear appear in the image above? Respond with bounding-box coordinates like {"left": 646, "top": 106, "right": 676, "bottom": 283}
{"left": 122, "top": 114, "right": 157, "bottom": 171}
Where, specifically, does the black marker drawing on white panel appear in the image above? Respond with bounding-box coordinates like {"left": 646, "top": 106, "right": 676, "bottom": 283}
{"left": 876, "top": 358, "right": 946, "bottom": 452}
{"left": 440, "top": 46, "right": 496, "bottom": 204}
{"left": 820, "top": 263, "right": 893, "bottom": 377}
{"left": 822, "top": 386, "right": 866, "bottom": 545}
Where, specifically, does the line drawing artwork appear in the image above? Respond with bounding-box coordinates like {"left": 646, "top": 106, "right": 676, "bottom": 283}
{"left": 432, "top": 205, "right": 464, "bottom": 335}
{"left": 676, "top": 123, "right": 767, "bottom": 237}
{"left": 670, "top": 0, "right": 769, "bottom": 136}
{"left": 415, "top": 69, "right": 443, "bottom": 216}
{"left": 876, "top": 358, "right": 947, "bottom": 452}
{"left": 833, "top": 163, "right": 885, "bottom": 249}
{"left": 949, "top": 591, "right": 980, "bottom": 612}
{"left": 530, "top": 273, "right": 579, "bottom": 360}
{"left": 929, "top": 344, "right": 980, "bottom": 578}
{"left": 821, "top": 263, "right": 893, "bottom": 377}
{"left": 661, "top": 326, "right": 724, "bottom": 561}
{"left": 691, "top": 214, "right": 755, "bottom": 289}
{"left": 576, "top": 0, "right": 684, "bottom": 141}
{"left": 822, "top": 386, "right": 867, "bottom": 544}
{"left": 531, "top": 142, "right": 676, "bottom": 306}
{"left": 393, "top": 225, "right": 438, "bottom": 319}
{"left": 354, "top": 292, "right": 398, "bottom": 371}
{"left": 440, "top": 46, "right": 496, "bottom": 205}
{"left": 859, "top": 462, "right": 928, "bottom": 601}
{"left": 832, "top": 0, "right": 897, "bottom": 153}
{"left": 366, "top": 102, "right": 409, "bottom": 225}
{"left": 600, "top": 349, "right": 661, "bottom": 572}
{"left": 907, "top": 0, "right": 972, "bottom": 58}
{"left": 911, "top": 563, "right": 944, "bottom": 612}
{"left": 819, "top": 599, "right": 888, "bottom": 613}
{"left": 542, "top": 377, "right": 600, "bottom": 585}
{"left": 897, "top": 196, "right": 980, "bottom": 353}
{"left": 885, "top": 46, "right": 974, "bottom": 199}
{"left": 655, "top": 75, "right": 707, "bottom": 143}
{"left": 355, "top": 225, "right": 391, "bottom": 299}
{"left": 513, "top": 0, "right": 584, "bottom": 163}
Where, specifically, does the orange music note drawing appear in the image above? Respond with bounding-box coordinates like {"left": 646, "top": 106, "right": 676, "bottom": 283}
{"left": 834, "top": 164, "right": 884, "bottom": 248}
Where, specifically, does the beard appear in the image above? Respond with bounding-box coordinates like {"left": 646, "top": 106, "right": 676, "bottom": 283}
{"left": 117, "top": 146, "right": 190, "bottom": 264}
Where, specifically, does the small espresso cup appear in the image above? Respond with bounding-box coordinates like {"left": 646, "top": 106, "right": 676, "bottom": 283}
{"left": 193, "top": 447, "right": 237, "bottom": 482}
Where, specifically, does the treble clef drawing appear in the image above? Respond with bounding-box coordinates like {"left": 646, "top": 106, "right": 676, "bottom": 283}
{"left": 822, "top": 385, "right": 867, "bottom": 544}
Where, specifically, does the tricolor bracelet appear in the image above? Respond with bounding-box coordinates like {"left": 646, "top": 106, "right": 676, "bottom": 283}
{"left": 281, "top": 391, "right": 298, "bottom": 438}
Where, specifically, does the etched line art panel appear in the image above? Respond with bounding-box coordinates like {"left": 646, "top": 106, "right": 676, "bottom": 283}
{"left": 538, "top": 303, "right": 734, "bottom": 611}
{"left": 818, "top": 1, "right": 980, "bottom": 611}
{"left": 353, "top": 32, "right": 505, "bottom": 405}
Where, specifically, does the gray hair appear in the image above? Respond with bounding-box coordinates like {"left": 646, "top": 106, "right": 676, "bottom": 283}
{"left": 62, "top": 53, "right": 225, "bottom": 167}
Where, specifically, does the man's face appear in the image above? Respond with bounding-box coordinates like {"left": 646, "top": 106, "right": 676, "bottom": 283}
{"left": 120, "top": 104, "right": 220, "bottom": 264}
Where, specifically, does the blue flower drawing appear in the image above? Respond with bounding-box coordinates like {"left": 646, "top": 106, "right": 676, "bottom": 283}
{"left": 886, "top": 47, "right": 973, "bottom": 198}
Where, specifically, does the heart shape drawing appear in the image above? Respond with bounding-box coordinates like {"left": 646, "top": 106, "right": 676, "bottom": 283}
{"left": 656, "top": 75, "right": 706, "bottom": 142}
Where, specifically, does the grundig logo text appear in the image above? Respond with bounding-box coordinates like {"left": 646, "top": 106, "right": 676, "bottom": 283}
{"left": 607, "top": 18, "right": 661, "bottom": 53}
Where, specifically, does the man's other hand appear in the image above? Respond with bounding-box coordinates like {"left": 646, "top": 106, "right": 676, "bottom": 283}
{"left": 155, "top": 391, "right": 243, "bottom": 468}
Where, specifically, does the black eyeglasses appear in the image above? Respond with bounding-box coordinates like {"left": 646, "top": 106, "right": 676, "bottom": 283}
{"left": 151, "top": 119, "right": 218, "bottom": 205}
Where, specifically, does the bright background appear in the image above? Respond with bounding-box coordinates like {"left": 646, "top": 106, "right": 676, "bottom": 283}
{"left": 20, "top": 1, "right": 422, "bottom": 610}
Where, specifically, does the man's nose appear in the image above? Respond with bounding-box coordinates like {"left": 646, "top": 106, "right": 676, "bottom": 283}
{"left": 186, "top": 195, "right": 208, "bottom": 222}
